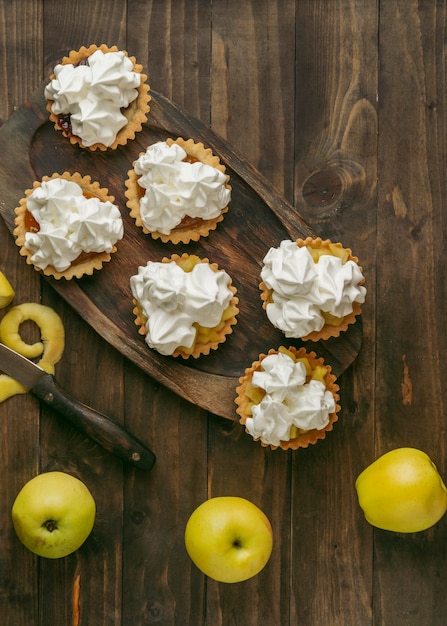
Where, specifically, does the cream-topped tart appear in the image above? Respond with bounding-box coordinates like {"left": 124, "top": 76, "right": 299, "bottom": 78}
{"left": 125, "top": 138, "right": 231, "bottom": 244}
{"left": 45, "top": 44, "right": 150, "bottom": 150}
{"left": 14, "top": 172, "right": 123, "bottom": 279}
{"left": 130, "top": 253, "right": 239, "bottom": 358}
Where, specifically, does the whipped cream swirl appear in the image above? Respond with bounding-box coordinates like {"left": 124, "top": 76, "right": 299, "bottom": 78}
{"left": 25, "top": 178, "right": 124, "bottom": 272}
{"left": 261, "top": 240, "right": 366, "bottom": 337}
{"left": 244, "top": 352, "right": 336, "bottom": 446}
{"left": 130, "top": 260, "right": 233, "bottom": 355}
{"left": 45, "top": 49, "right": 141, "bottom": 147}
{"left": 133, "top": 141, "right": 231, "bottom": 235}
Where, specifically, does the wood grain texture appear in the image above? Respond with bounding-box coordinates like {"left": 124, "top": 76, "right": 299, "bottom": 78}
{"left": 1, "top": 1, "right": 447, "bottom": 625}
{"left": 375, "top": 2, "right": 447, "bottom": 625}
{"left": 0, "top": 1, "right": 42, "bottom": 624}
{"left": 207, "top": 3, "right": 296, "bottom": 624}
{"left": 291, "top": 2, "right": 378, "bottom": 624}
{"left": 0, "top": 0, "right": 43, "bottom": 124}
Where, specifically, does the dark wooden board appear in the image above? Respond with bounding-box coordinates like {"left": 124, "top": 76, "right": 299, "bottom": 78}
{"left": 0, "top": 85, "right": 362, "bottom": 419}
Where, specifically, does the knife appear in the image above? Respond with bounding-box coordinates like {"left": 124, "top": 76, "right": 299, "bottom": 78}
{"left": 0, "top": 343, "right": 156, "bottom": 471}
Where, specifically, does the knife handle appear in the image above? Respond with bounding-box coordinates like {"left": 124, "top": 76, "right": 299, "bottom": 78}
{"left": 31, "top": 374, "right": 156, "bottom": 471}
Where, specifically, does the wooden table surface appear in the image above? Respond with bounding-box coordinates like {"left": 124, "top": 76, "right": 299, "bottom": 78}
{"left": 1, "top": 1, "right": 447, "bottom": 625}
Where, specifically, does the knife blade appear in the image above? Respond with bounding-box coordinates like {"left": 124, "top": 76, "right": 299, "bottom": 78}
{"left": 0, "top": 343, "right": 155, "bottom": 471}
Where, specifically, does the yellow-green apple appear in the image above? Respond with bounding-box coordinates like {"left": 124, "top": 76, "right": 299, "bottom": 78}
{"left": 184, "top": 496, "right": 273, "bottom": 583}
{"left": 355, "top": 447, "right": 447, "bottom": 532}
{"left": 0, "top": 271, "right": 14, "bottom": 308}
{"left": 11, "top": 471, "right": 96, "bottom": 558}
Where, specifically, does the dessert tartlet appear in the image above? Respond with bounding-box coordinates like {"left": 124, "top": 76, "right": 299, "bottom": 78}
{"left": 259, "top": 237, "right": 366, "bottom": 341}
{"left": 235, "top": 346, "right": 340, "bottom": 450}
{"left": 45, "top": 44, "right": 150, "bottom": 150}
{"left": 13, "top": 172, "right": 124, "bottom": 280}
{"left": 125, "top": 137, "right": 231, "bottom": 244}
{"left": 130, "top": 253, "right": 239, "bottom": 358}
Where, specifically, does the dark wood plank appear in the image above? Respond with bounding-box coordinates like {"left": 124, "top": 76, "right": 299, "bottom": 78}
{"left": 291, "top": 1, "right": 378, "bottom": 623}
{"left": 0, "top": 280, "right": 41, "bottom": 626}
{"left": 37, "top": 293, "right": 126, "bottom": 625}
{"left": 38, "top": 2, "right": 128, "bottom": 625}
{"left": 375, "top": 2, "right": 447, "bottom": 625}
{"left": 206, "top": 1, "right": 295, "bottom": 624}
{"left": 0, "top": 1, "right": 43, "bottom": 125}
{"left": 42, "top": 1, "right": 127, "bottom": 75}
{"left": 128, "top": 0, "right": 212, "bottom": 122}
{"left": 122, "top": 375, "right": 209, "bottom": 624}
{"left": 210, "top": 0, "right": 297, "bottom": 200}
{"left": 123, "top": 2, "right": 212, "bottom": 623}
{"left": 0, "top": 2, "right": 43, "bottom": 624}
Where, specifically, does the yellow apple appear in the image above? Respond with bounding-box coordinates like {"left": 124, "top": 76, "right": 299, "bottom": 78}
{"left": 355, "top": 447, "right": 447, "bottom": 532}
{"left": 184, "top": 496, "right": 273, "bottom": 583}
{"left": 0, "top": 271, "right": 14, "bottom": 308}
{"left": 11, "top": 471, "right": 96, "bottom": 558}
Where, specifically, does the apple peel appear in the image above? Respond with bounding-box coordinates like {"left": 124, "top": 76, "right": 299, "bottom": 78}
{"left": 0, "top": 303, "right": 65, "bottom": 402}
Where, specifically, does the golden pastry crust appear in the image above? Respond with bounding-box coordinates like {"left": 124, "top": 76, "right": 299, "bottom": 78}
{"left": 125, "top": 137, "right": 231, "bottom": 244}
{"left": 132, "top": 253, "right": 239, "bottom": 359}
{"left": 14, "top": 171, "right": 120, "bottom": 280}
{"left": 259, "top": 236, "right": 365, "bottom": 341}
{"left": 45, "top": 44, "right": 151, "bottom": 151}
{"left": 235, "top": 346, "right": 340, "bottom": 450}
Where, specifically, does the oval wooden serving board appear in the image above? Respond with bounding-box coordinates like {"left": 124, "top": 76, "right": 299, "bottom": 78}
{"left": 0, "top": 85, "right": 362, "bottom": 420}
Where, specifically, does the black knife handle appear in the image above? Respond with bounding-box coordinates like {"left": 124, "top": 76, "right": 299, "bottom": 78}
{"left": 31, "top": 374, "right": 156, "bottom": 471}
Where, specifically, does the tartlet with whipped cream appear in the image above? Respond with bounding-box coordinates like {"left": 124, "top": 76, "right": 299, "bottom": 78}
{"left": 235, "top": 346, "right": 340, "bottom": 450}
{"left": 259, "top": 237, "right": 366, "bottom": 341}
{"left": 130, "top": 253, "right": 239, "bottom": 358}
{"left": 125, "top": 138, "right": 231, "bottom": 244}
{"left": 45, "top": 44, "right": 150, "bottom": 151}
{"left": 13, "top": 172, "right": 124, "bottom": 280}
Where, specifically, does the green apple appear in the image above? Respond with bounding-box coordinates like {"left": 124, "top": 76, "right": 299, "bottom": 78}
{"left": 11, "top": 471, "right": 96, "bottom": 558}
{"left": 355, "top": 447, "right": 447, "bottom": 533}
{"left": 184, "top": 496, "right": 273, "bottom": 583}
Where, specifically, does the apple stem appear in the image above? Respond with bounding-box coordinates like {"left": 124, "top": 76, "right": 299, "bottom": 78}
{"left": 43, "top": 519, "right": 58, "bottom": 532}
{"left": 232, "top": 539, "right": 242, "bottom": 549}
